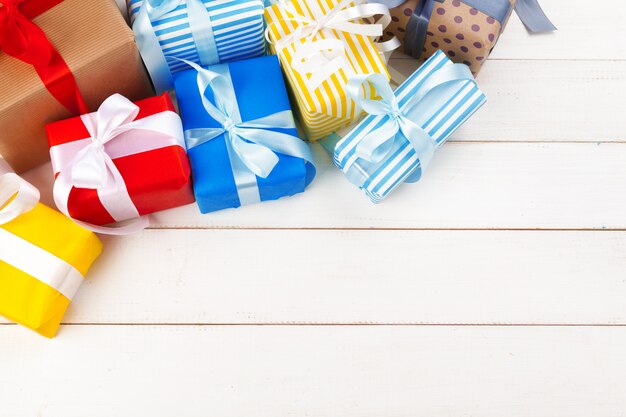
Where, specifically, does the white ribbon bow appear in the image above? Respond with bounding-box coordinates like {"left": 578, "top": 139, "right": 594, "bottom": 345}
{"left": 267, "top": 0, "right": 396, "bottom": 89}
{"left": 52, "top": 94, "right": 185, "bottom": 235}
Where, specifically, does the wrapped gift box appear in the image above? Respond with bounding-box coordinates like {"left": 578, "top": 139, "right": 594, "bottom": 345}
{"left": 46, "top": 93, "right": 195, "bottom": 227}
{"left": 334, "top": 50, "right": 486, "bottom": 202}
{"left": 128, "top": 0, "right": 266, "bottom": 93}
{"left": 265, "top": 0, "right": 391, "bottom": 140}
{"left": 0, "top": 160, "right": 102, "bottom": 338}
{"left": 174, "top": 55, "right": 315, "bottom": 213}
{"left": 385, "top": 0, "right": 555, "bottom": 74}
{"left": 0, "top": 0, "right": 153, "bottom": 173}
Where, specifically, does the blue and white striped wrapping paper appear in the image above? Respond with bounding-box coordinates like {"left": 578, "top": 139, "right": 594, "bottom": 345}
{"left": 334, "top": 51, "right": 486, "bottom": 203}
{"left": 127, "top": 0, "right": 266, "bottom": 75}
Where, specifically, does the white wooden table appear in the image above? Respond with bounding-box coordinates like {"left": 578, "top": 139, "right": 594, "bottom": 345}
{"left": 3, "top": 1, "right": 626, "bottom": 415}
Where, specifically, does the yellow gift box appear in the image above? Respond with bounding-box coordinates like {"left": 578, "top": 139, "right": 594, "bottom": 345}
{"left": 1, "top": 192, "right": 102, "bottom": 338}
{"left": 265, "top": 0, "right": 391, "bottom": 140}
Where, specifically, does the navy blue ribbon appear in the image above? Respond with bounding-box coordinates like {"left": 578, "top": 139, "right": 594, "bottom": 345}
{"left": 404, "top": 0, "right": 555, "bottom": 58}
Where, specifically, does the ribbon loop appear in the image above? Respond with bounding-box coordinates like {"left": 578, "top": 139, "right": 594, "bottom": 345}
{"left": 0, "top": 159, "right": 40, "bottom": 225}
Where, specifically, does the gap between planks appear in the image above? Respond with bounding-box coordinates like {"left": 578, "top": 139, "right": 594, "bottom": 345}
{"left": 143, "top": 227, "right": 626, "bottom": 231}
{"left": 5, "top": 323, "right": 626, "bottom": 327}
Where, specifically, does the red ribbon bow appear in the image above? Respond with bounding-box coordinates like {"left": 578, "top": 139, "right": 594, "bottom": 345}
{"left": 0, "top": 0, "right": 88, "bottom": 115}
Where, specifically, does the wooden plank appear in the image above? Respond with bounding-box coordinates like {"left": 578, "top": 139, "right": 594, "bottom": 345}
{"left": 388, "top": 59, "right": 626, "bottom": 142}
{"left": 2, "top": 325, "right": 626, "bottom": 416}
{"left": 2, "top": 229, "right": 625, "bottom": 325}
{"left": 23, "top": 142, "right": 626, "bottom": 230}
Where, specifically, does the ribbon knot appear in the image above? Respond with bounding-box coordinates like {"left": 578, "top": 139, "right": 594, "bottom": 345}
{"left": 222, "top": 119, "right": 236, "bottom": 133}
{"left": 70, "top": 138, "right": 111, "bottom": 190}
{"left": 90, "top": 137, "right": 105, "bottom": 150}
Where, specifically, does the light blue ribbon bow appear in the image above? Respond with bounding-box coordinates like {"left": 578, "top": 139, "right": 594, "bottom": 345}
{"left": 179, "top": 59, "right": 316, "bottom": 206}
{"left": 133, "top": 0, "right": 220, "bottom": 94}
{"left": 344, "top": 63, "right": 474, "bottom": 185}
{"left": 402, "top": 0, "right": 556, "bottom": 60}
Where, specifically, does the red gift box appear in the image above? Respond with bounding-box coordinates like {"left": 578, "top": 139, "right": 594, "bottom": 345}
{"left": 46, "top": 93, "right": 195, "bottom": 226}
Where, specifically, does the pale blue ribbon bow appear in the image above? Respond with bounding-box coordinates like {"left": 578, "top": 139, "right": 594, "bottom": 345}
{"left": 345, "top": 63, "right": 474, "bottom": 185}
{"left": 133, "top": 0, "right": 220, "bottom": 94}
{"left": 179, "top": 59, "right": 316, "bottom": 206}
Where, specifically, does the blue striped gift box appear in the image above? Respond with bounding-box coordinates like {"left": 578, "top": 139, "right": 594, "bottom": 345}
{"left": 127, "top": 0, "right": 266, "bottom": 75}
{"left": 334, "top": 50, "right": 486, "bottom": 203}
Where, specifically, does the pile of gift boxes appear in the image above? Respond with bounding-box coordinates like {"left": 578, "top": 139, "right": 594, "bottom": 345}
{"left": 0, "top": 0, "right": 554, "bottom": 337}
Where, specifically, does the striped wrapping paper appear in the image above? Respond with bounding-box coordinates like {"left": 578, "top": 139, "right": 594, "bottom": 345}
{"left": 334, "top": 51, "right": 486, "bottom": 202}
{"left": 128, "top": 0, "right": 265, "bottom": 75}
{"left": 264, "top": 0, "right": 390, "bottom": 141}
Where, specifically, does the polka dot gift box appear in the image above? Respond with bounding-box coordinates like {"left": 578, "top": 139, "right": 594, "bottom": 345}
{"left": 383, "top": 0, "right": 555, "bottom": 74}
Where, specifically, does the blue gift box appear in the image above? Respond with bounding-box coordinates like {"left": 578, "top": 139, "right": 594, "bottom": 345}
{"left": 334, "top": 50, "right": 486, "bottom": 203}
{"left": 174, "top": 55, "right": 315, "bottom": 213}
{"left": 129, "top": 0, "right": 266, "bottom": 92}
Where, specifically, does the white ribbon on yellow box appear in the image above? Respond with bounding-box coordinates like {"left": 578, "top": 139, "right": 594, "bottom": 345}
{"left": 265, "top": 0, "right": 398, "bottom": 140}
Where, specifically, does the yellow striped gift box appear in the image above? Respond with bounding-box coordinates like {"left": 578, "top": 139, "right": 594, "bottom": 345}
{"left": 265, "top": 0, "right": 390, "bottom": 140}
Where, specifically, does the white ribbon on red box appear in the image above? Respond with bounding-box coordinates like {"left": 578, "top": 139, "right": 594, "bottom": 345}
{"left": 50, "top": 94, "right": 186, "bottom": 235}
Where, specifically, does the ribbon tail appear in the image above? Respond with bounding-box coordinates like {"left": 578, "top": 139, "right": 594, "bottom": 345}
{"left": 235, "top": 127, "right": 316, "bottom": 178}
{"left": 223, "top": 134, "right": 262, "bottom": 206}
{"left": 53, "top": 150, "right": 148, "bottom": 236}
{"left": 230, "top": 131, "right": 280, "bottom": 178}
{"left": 54, "top": 168, "right": 150, "bottom": 236}
{"left": 515, "top": 0, "right": 556, "bottom": 33}
{"left": 399, "top": 117, "right": 437, "bottom": 174}
{"left": 355, "top": 117, "right": 399, "bottom": 163}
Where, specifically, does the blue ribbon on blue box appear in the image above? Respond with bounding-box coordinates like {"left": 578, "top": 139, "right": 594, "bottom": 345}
{"left": 173, "top": 55, "right": 316, "bottom": 213}
{"left": 334, "top": 50, "right": 486, "bottom": 203}
{"left": 376, "top": 0, "right": 557, "bottom": 59}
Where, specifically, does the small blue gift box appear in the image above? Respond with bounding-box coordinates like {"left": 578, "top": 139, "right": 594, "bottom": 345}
{"left": 174, "top": 55, "right": 316, "bottom": 213}
{"left": 129, "top": 0, "right": 266, "bottom": 93}
{"left": 334, "top": 50, "right": 486, "bottom": 203}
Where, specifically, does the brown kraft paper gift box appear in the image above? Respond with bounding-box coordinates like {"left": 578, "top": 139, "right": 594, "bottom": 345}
{"left": 0, "top": 0, "right": 154, "bottom": 173}
{"left": 387, "top": 0, "right": 515, "bottom": 75}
